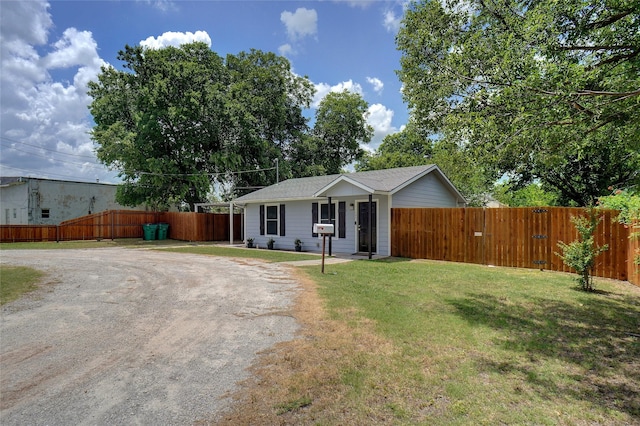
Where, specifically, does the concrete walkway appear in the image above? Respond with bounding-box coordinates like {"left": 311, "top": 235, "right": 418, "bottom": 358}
{"left": 280, "top": 256, "right": 354, "bottom": 267}
{"left": 280, "top": 253, "right": 387, "bottom": 267}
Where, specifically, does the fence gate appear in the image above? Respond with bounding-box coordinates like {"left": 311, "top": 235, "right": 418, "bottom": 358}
{"left": 530, "top": 208, "right": 551, "bottom": 270}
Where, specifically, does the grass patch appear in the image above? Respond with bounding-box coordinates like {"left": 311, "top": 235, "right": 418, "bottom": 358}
{"left": 0, "top": 265, "right": 45, "bottom": 305}
{"left": 156, "top": 245, "right": 321, "bottom": 263}
{"left": 215, "top": 259, "right": 640, "bottom": 425}
{"left": 274, "top": 396, "right": 312, "bottom": 415}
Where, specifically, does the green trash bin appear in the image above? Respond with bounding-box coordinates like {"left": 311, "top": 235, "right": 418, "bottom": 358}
{"left": 142, "top": 223, "right": 158, "bottom": 240}
{"left": 157, "top": 223, "right": 169, "bottom": 240}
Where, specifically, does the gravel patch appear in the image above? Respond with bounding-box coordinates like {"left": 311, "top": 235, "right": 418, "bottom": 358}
{"left": 0, "top": 248, "right": 300, "bottom": 425}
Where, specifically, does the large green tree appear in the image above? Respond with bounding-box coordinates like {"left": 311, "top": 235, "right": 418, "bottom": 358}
{"left": 397, "top": 0, "right": 640, "bottom": 206}
{"left": 89, "top": 43, "right": 229, "bottom": 210}
{"left": 89, "top": 43, "right": 313, "bottom": 209}
{"left": 224, "top": 49, "right": 314, "bottom": 194}
{"left": 307, "top": 90, "right": 374, "bottom": 175}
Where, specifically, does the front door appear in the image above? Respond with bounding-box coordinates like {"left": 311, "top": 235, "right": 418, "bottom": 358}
{"left": 358, "top": 201, "right": 377, "bottom": 253}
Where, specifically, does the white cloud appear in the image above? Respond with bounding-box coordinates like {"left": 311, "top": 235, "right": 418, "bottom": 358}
{"left": 333, "top": 0, "right": 376, "bottom": 9}
{"left": 138, "top": 0, "right": 177, "bottom": 13}
{"left": 366, "top": 77, "right": 384, "bottom": 94}
{"left": 383, "top": 9, "right": 402, "bottom": 33}
{"left": 278, "top": 43, "right": 294, "bottom": 57}
{"left": 366, "top": 103, "right": 399, "bottom": 150}
{"left": 312, "top": 79, "right": 363, "bottom": 107}
{"left": 0, "top": 0, "right": 116, "bottom": 182}
{"left": 140, "top": 30, "right": 212, "bottom": 50}
{"left": 0, "top": 0, "right": 52, "bottom": 45}
{"left": 280, "top": 8, "right": 318, "bottom": 41}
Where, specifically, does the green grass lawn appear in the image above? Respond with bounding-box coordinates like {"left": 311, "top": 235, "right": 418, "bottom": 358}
{"left": 0, "top": 265, "right": 44, "bottom": 305}
{"left": 301, "top": 259, "right": 640, "bottom": 424}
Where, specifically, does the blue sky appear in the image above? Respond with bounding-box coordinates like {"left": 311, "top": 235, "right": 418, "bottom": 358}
{"left": 0, "top": 0, "right": 409, "bottom": 183}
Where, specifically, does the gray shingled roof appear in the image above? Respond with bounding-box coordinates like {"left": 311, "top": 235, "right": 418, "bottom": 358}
{"left": 342, "top": 165, "right": 436, "bottom": 193}
{"left": 233, "top": 165, "right": 439, "bottom": 203}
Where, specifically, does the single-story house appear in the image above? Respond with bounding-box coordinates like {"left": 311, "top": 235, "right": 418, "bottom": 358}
{"left": 232, "top": 165, "right": 466, "bottom": 256}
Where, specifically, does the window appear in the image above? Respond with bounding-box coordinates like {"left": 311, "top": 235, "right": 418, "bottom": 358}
{"left": 320, "top": 203, "right": 334, "bottom": 224}
{"left": 266, "top": 205, "right": 278, "bottom": 235}
{"left": 313, "top": 202, "right": 345, "bottom": 238}
{"left": 320, "top": 203, "right": 337, "bottom": 237}
{"left": 41, "top": 209, "right": 50, "bottom": 219}
{"left": 260, "top": 204, "right": 285, "bottom": 236}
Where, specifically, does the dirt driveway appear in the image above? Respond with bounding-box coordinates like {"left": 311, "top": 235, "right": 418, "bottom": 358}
{"left": 0, "top": 248, "right": 301, "bottom": 425}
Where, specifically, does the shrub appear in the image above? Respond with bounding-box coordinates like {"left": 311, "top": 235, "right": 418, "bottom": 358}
{"left": 556, "top": 208, "right": 608, "bottom": 291}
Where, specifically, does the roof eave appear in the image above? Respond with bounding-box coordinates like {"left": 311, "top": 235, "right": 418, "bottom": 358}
{"left": 236, "top": 195, "right": 327, "bottom": 204}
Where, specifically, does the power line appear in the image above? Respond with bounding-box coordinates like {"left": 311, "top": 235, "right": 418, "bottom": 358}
{"left": 134, "top": 165, "right": 277, "bottom": 177}
{"left": 0, "top": 142, "right": 107, "bottom": 170}
{"left": 0, "top": 136, "right": 98, "bottom": 160}
{"left": 0, "top": 164, "right": 117, "bottom": 183}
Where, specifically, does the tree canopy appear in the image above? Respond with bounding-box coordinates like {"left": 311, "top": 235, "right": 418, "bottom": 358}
{"left": 397, "top": 0, "right": 640, "bottom": 206}
{"left": 89, "top": 43, "right": 315, "bottom": 209}
{"left": 302, "top": 90, "right": 373, "bottom": 175}
{"left": 89, "top": 43, "right": 371, "bottom": 209}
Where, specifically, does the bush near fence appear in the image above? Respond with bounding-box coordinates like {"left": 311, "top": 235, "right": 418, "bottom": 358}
{"left": 0, "top": 210, "right": 243, "bottom": 243}
{"left": 391, "top": 207, "right": 638, "bottom": 286}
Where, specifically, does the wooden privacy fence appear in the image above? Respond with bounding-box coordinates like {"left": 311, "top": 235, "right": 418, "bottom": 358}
{"left": 391, "top": 207, "right": 639, "bottom": 286}
{"left": 0, "top": 210, "right": 243, "bottom": 243}
{"left": 161, "top": 212, "right": 242, "bottom": 242}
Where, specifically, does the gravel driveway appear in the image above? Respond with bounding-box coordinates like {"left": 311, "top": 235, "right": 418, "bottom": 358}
{"left": 0, "top": 248, "right": 301, "bottom": 425}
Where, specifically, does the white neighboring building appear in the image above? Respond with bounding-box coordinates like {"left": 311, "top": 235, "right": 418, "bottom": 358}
{"left": 0, "top": 177, "right": 141, "bottom": 225}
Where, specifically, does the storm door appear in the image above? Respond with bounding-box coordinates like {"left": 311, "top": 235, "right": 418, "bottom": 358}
{"left": 357, "top": 201, "right": 377, "bottom": 253}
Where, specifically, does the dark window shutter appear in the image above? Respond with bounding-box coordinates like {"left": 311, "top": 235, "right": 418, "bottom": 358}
{"left": 259, "top": 205, "right": 265, "bottom": 235}
{"left": 312, "top": 202, "right": 318, "bottom": 237}
{"left": 338, "top": 202, "right": 346, "bottom": 238}
{"left": 280, "top": 204, "right": 286, "bottom": 236}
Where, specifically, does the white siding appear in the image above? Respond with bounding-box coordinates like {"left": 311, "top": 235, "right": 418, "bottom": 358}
{"left": 320, "top": 180, "right": 371, "bottom": 197}
{"left": 244, "top": 196, "right": 391, "bottom": 256}
{"left": 392, "top": 173, "right": 458, "bottom": 207}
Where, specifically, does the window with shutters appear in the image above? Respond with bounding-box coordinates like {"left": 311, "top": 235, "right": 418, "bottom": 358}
{"left": 266, "top": 205, "right": 278, "bottom": 235}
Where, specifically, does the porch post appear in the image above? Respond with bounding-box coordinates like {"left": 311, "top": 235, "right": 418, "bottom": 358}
{"left": 328, "top": 196, "right": 332, "bottom": 257}
{"left": 368, "top": 193, "right": 373, "bottom": 259}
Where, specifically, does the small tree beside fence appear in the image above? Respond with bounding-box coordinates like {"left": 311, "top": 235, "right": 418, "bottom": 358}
{"left": 556, "top": 209, "right": 609, "bottom": 291}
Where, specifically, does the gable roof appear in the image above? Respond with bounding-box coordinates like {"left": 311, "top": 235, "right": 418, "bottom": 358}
{"left": 233, "top": 165, "right": 466, "bottom": 204}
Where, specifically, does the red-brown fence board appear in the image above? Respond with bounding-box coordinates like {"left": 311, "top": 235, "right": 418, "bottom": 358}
{"left": 0, "top": 225, "right": 58, "bottom": 242}
{"left": 1, "top": 210, "right": 243, "bottom": 243}
{"left": 391, "top": 207, "right": 637, "bottom": 286}
{"left": 627, "top": 221, "right": 640, "bottom": 286}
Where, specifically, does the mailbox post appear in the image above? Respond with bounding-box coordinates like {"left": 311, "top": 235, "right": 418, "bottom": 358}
{"left": 313, "top": 223, "right": 335, "bottom": 273}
